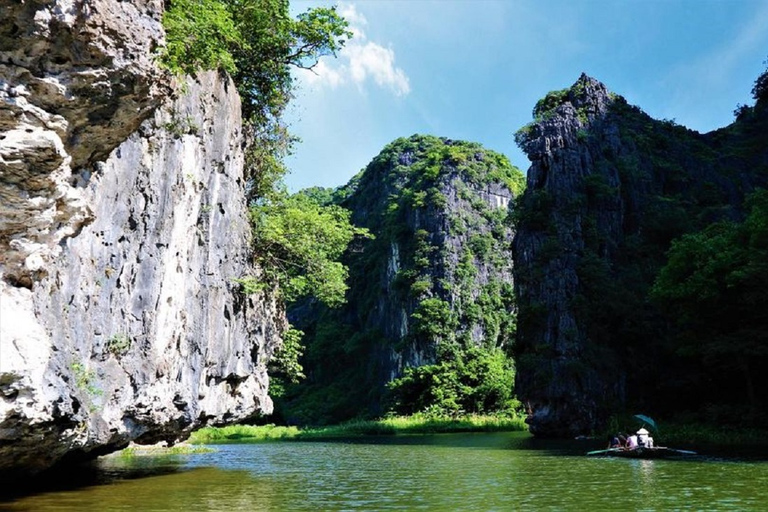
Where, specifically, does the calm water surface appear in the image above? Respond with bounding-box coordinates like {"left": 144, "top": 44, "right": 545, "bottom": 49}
{"left": 2, "top": 432, "right": 768, "bottom": 511}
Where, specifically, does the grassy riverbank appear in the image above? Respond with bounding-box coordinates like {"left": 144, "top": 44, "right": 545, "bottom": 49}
{"left": 189, "top": 414, "right": 528, "bottom": 444}
{"left": 112, "top": 443, "right": 215, "bottom": 457}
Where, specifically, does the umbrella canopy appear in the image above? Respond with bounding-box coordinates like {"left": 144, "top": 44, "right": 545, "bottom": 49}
{"left": 634, "top": 414, "right": 657, "bottom": 431}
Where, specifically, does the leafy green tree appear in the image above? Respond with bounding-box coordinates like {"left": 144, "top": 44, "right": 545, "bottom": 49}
{"left": 387, "top": 346, "right": 516, "bottom": 416}
{"left": 249, "top": 193, "right": 371, "bottom": 307}
{"left": 268, "top": 327, "right": 306, "bottom": 395}
{"left": 651, "top": 189, "right": 768, "bottom": 416}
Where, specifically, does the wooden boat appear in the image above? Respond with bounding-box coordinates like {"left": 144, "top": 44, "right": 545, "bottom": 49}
{"left": 587, "top": 446, "right": 697, "bottom": 458}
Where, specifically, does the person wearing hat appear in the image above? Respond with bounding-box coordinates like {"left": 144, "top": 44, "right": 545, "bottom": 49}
{"left": 637, "top": 427, "right": 653, "bottom": 448}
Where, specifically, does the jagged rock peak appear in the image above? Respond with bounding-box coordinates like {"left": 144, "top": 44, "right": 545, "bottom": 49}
{"left": 568, "top": 73, "right": 614, "bottom": 117}
{"left": 516, "top": 73, "right": 618, "bottom": 161}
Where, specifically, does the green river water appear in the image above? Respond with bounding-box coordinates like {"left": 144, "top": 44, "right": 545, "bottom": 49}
{"left": 2, "top": 432, "right": 767, "bottom": 511}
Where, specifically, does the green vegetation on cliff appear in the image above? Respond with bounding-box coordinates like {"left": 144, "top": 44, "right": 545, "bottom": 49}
{"left": 246, "top": 193, "right": 371, "bottom": 307}
{"left": 273, "top": 135, "right": 524, "bottom": 425}
{"left": 162, "top": 0, "right": 351, "bottom": 200}
{"left": 652, "top": 188, "right": 768, "bottom": 424}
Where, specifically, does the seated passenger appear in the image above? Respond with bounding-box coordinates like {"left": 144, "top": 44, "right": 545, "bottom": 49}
{"left": 626, "top": 433, "right": 638, "bottom": 449}
{"left": 637, "top": 428, "right": 650, "bottom": 448}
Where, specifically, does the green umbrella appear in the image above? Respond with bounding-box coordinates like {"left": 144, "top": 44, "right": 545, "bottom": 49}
{"left": 634, "top": 414, "right": 657, "bottom": 431}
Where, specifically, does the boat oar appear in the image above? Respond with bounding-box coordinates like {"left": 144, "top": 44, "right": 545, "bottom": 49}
{"left": 668, "top": 448, "right": 697, "bottom": 455}
{"left": 654, "top": 446, "right": 697, "bottom": 455}
{"left": 586, "top": 448, "right": 623, "bottom": 456}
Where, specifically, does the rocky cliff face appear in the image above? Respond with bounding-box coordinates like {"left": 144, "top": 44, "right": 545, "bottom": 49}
{"left": 284, "top": 135, "right": 523, "bottom": 423}
{"left": 513, "top": 73, "right": 768, "bottom": 437}
{"left": 0, "top": 0, "right": 281, "bottom": 476}
{"left": 0, "top": 0, "right": 167, "bottom": 287}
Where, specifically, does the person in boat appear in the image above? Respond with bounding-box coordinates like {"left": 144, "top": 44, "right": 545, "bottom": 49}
{"left": 626, "top": 432, "right": 639, "bottom": 450}
{"left": 637, "top": 428, "right": 654, "bottom": 448}
{"left": 607, "top": 434, "right": 621, "bottom": 448}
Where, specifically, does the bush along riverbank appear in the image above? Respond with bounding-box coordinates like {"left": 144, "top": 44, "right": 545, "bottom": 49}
{"left": 659, "top": 423, "right": 768, "bottom": 450}
{"left": 188, "top": 413, "right": 529, "bottom": 444}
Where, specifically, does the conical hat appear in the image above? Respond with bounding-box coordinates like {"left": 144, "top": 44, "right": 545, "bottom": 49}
{"left": 637, "top": 427, "right": 649, "bottom": 435}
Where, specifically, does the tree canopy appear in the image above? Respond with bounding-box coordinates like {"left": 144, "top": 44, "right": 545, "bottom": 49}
{"left": 651, "top": 189, "right": 768, "bottom": 418}
{"left": 249, "top": 193, "right": 371, "bottom": 308}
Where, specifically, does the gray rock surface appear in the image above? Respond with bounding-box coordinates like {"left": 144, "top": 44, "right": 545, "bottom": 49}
{"left": 513, "top": 75, "right": 616, "bottom": 437}
{"left": 0, "top": 0, "right": 167, "bottom": 286}
{"left": 0, "top": 0, "right": 281, "bottom": 477}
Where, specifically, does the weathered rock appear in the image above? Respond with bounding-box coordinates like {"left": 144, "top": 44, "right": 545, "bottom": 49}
{"left": 1, "top": 71, "right": 283, "bottom": 477}
{"left": 0, "top": 0, "right": 282, "bottom": 477}
{"left": 0, "top": 0, "right": 167, "bottom": 286}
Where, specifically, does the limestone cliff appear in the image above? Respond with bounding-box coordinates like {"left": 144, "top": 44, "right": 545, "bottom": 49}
{"left": 513, "top": 73, "right": 768, "bottom": 437}
{"left": 0, "top": 0, "right": 281, "bottom": 476}
{"left": 283, "top": 135, "right": 523, "bottom": 424}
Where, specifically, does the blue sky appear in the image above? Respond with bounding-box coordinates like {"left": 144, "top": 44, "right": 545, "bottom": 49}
{"left": 284, "top": 0, "right": 768, "bottom": 192}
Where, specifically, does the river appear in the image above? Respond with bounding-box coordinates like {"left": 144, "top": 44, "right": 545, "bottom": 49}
{"left": 2, "top": 432, "right": 767, "bottom": 510}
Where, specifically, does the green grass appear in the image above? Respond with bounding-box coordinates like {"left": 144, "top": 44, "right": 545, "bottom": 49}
{"left": 115, "top": 444, "right": 215, "bottom": 457}
{"left": 189, "top": 414, "right": 528, "bottom": 444}
{"left": 189, "top": 424, "right": 302, "bottom": 443}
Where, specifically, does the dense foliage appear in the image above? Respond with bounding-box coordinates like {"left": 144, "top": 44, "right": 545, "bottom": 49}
{"left": 387, "top": 346, "right": 517, "bottom": 416}
{"left": 651, "top": 189, "right": 768, "bottom": 423}
{"left": 248, "top": 193, "right": 370, "bottom": 307}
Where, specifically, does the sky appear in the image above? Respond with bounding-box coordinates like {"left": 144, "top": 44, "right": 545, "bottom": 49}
{"left": 284, "top": 0, "right": 768, "bottom": 192}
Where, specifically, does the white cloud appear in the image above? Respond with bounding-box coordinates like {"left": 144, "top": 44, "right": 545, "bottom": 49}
{"left": 346, "top": 42, "right": 411, "bottom": 95}
{"left": 339, "top": 2, "right": 367, "bottom": 39}
{"left": 296, "top": 2, "right": 410, "bottom": 96}
{"left": 300, "top": 58, "right": 345, "bottom": 88}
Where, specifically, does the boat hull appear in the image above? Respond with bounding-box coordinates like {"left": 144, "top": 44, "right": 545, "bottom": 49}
{"left": 587, "top": 447, "right": 696, "bottom": 458}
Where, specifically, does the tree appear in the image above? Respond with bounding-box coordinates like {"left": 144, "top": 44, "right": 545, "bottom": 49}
{"left": 386, "top": 346, "right": 516, "bottom": 416}
{"left": 161, "top": 0, "right": 352, "bottom": 200}
{"left": 651, "top": 189, "right": 768, "bottom": 418}
{"left": 249, "top": 193, "right": 371, "bottom": 308}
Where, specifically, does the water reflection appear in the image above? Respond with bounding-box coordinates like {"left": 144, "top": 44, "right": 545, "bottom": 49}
{"left": 0, "top": 456, "right": 186, "bottom": 501}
